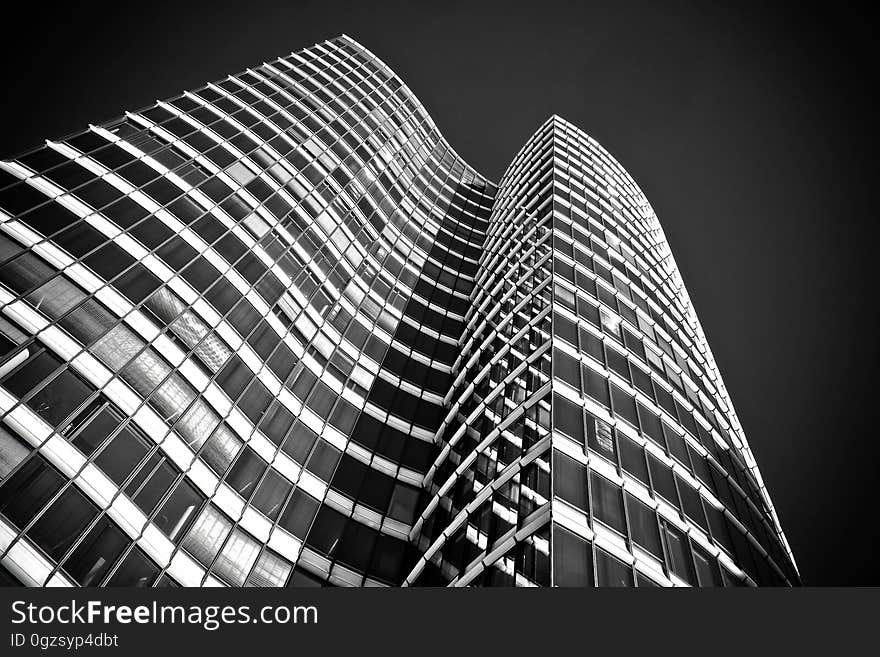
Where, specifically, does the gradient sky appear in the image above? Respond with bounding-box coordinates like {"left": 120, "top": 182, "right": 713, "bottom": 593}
{"left": 1, "top": 0, "right": 874, "bottom": 585}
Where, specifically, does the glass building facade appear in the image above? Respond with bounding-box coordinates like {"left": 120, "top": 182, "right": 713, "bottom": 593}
{"left": 0, "top": 35, "right": 798, "bottom": 587}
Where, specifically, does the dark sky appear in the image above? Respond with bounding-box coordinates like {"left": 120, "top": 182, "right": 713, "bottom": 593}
{"left": 2, "top": 1, "right": 875, "bottom": 585}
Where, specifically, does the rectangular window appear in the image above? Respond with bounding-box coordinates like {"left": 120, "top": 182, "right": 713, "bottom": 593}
{"left": 552, "top": 450, "right": 587, "bottom": 511}
{"left": 581, "top": 364, "right": 610, "bottom": 408}
{"left": 154, "top": 479, "right": 202, "bottom": 541}
{"left": 590, "top": 471, "right": 625, "bottom": 534}
{"left": 182, "top": 504, "right": 232, "bottom": 567}
{"left": 95, "top": 425, "right": 150, "bottom": 489}
{"left": 226, "top": 447, "right": 267, "bottom": 500}
{"left": 552, "top": 393, "right": 584, "bottom": 442}
{"left": 250, "top": 469, "right": 292, "bottom": 521}
{"left": 610, "top": 384, "right": 637, "bottom": 427}
{"left": 0, "top": 426, "right": 30, "bottom": 481}
{"left": 106, "top": 547, "right": 158, "bottom": 587}
{"left": 618, "top": 435, "right": 649, "bottom": 484}
{"left": 595, "top": 547, "right": 632, "bottom": 587}
{"left": 0, "top": 456, "right": 65, "bottom": 529}
{"left": 27, "top": 485, "right": 98, "bottom": 560}
{"left": 212, "top": 527, "right": 260, "bottom": 586}
{"left": 586, "top": 414, "right": 616, "bottom": 462}
{"left": 625, "top": 492, "right": 663, "bottom": 559}
{"left": 246, "top": 549, "right": 292, "bottom": 587}
{"left": 552, "top": 525, "right": 591, "bottom": 587}
{"left": 62, "top": 516, "right": 128, "bottom": 586}
{"left": 648, "top": 453, "right": 678, "bottom": 506}
{"left": 662, "top": 521, "right": 695, "bottom": 585}
{"left": 278, "top": 489, "right": 319, "bottom": 539}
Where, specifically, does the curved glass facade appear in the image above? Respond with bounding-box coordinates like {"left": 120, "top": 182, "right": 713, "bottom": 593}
{"left": 0, "top": 35, "right": 797, "bottom": 587}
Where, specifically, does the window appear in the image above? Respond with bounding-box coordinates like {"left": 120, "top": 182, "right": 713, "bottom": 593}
{"left": 200, "top": 424, "right": 242, "bottom": 475}
{"left": 590, "top": 471, "right": 625, "bottom": 534}
{"left": 176, "top": 400, "right": 220, "bottom": 452}
{"left": 387, "top": 483, "right": 420, "bottom": 525}
{"left": 552, "top": 349, "right": 580, "bottom": 391}
{"left": 281, "top": 421, "right": 318, "bottom": 464}
{"left": 637, "top": 403, "right": 663, "bottom": 446}
{"left": 278, "top": 489, "right": 319, "bottom": 539}
{"left": 358, "top": 468, "right": 394, "bottom": 512}
{"left": 610, "top": 384, "right": 637, "bottom": 427}
{"left": 2, "top": 350, "right": 61, "bottom": 398}
{"left": 306, "top": 380, "right": 336, "bottom": 419}
{"left": 182, "top": 505, "right": 232, "bottom": 567}
{"left": 27, "top": 485, "right": 98, "bottom": 560}
{"left": 648, "top": 453, "right": 677, "bottom": 506}
{"left": 239, "top": 379, "right": 272, "bottom": 424}
{"left": 618, "top": 435, "right": 649, "bottom": 484}
{"left": 625, "top": 492, "right": 662, "bottom": 559}
{"left": 552, "top": 393, "right": 583, "bottom": 441}
{"left": 552, "top": 450, "right": 587, "bottom": 511}
{"left": 662, "top": 521, "right": 695, "bottom": 585}
{"left": 595, "top": 547, "right": 632, "bottom": 587}
{"left": 599, "top": 308, "right": 621, "bottom": 338}
{"left": 61, "top": 298, "right": 116, "bottom": 347}
{"left": 693, "top": 546, "right": 722, "bottom": 587}
{"left": 95, "top": 426, "right": 150, "bottom": 488}
{"left": 250, "top": 469, "right": 292, "bottom": 521}
{"left": 63, "top": 516, "right": 128, "bottom": 586}
{"left": 26, "top": 368, "right": 93, "bottom": 428}
{"left": 579, "top": 326, "right": 604, "bottom": 363}
{"left": 664, "top": 422, "right": 690, "bottom": 465}
{"left": 0, "top": 426, "right": 30, "bottom": 481}
{"left": 552, "top": 525, "right": 591, "bottom": 586}
{"left": 370, "top": 534, "right": 407, "bottom": 583}
{"left": 586, "top": 414, "right": 616, "bottom": 462}
{"left": 305, "top": 439, "right": 341, "bottom": 481}
{"left": 259, "top": 402, "right": 294, "bottom": 447}
{"left": 27, "top": 276, "right": 86, "bottom": 321}
{"left": 335, "top": 521, "right": 377, "bottom": 571}
{"left": 154, "top": 480, "right": 202, "bottom": 541}
{"left": 552, "top": 313, "right": 577, "bottom": 347}
{"left": 0, "top": 456, "right": 65, "bottom": 529}
{"left": 132, "top": 457, "right": 177, "bottom": 515}
{"left": 581, "top": 364, "right": 610, "bottom": 408}
{"left": 106, "top": 547, "right": 158, "bottom": 587}
{"left": 676, "top": 475, "right": 707, "bottom": 531}
{"left": 304, "top": 505, "right": 347, "bottom": 557}
{"left": 645, "top": 346, "right": 664, "bottom": 372}
{"left": 226, "top": 447, "right": 267, "bottom": 499}
{"left": 605, "top": 346, "right": 629, "bottom": 380}
{"left": 213, "top": 528, "right": 260, "bottom": 586}
{"left": 246, "top": 550, "right": 292, "bottom": 587}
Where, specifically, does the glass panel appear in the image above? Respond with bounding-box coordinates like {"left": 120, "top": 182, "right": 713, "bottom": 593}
{"left": 0, "top": 456, "right": 65, "bottom": 529}
{"left": 154, "top": 480, "right": 202, "bottom": 541}
{"left": 27, "top": 485, "right": 98, "bottom": 560}
{"left": 590, "top": 471, "right": 625, "bottom": 534}
{"left": 625, "top": 492, "right": 663, "bottom": 559}
{"left": 63, "top": 516, "right": 128, "bottom": 586}
{"left": 182, "top": 505, "right": 232, "bottom": 567}
{"left": 213, "top": 527, "right": 260, "bottom": 586}
{"left": 552, "top": 450, "right": 587, "bottom": 511}
{"left": 552, "top": 525, "right": 591, "bottom": 587}
{"left": 106, "top": 547, "right": 159, "bottom": 587}
{"left": 595, "top": 547, "right": 632, "bottom": 587}
{"left": 278, "top": 489, "right": 319, "bottom": 539}
{"left": 246, "top": 549, "right": 291, "bottom": 587}
{"left": 0, "top": 426, "right": 30, "bottom": 480}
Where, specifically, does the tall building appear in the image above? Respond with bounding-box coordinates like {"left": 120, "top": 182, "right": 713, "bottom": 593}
{"left": 0, "top": 35, "right": 798, "bottom": 588}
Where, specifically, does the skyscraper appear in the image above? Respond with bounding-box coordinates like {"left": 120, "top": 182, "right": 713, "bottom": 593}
{"left": 0, "top": 34, "right": 798, "bottom": 587}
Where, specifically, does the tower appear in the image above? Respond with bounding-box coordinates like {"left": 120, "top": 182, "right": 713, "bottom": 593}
{"left": 0, "top": 35, "right": 797, "bottom": 587}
